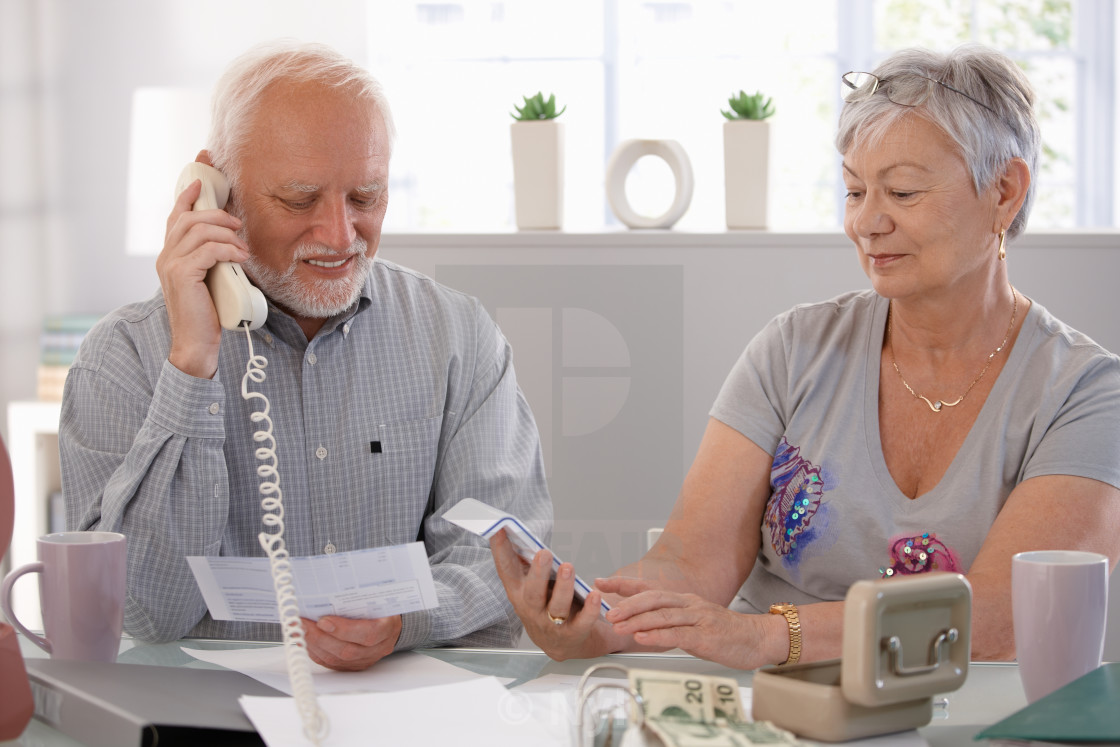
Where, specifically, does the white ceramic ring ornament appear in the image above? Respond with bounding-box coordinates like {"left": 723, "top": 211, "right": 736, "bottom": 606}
{"left": 605, "top": 139, "right": 694, "bottom": 229}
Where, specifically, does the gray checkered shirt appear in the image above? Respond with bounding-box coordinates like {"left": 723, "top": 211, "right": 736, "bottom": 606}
{"left": 60, "top": 258, "right": 551, "bottom": 647}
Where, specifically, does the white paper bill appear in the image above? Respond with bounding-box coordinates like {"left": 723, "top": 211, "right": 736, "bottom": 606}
{"left": 187, "top": 541, "right": 438, "bottom": 623}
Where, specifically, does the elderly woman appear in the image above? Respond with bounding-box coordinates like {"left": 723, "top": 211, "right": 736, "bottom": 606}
{"left": 490, "top": 44, "right": 1120, "bottom": 668}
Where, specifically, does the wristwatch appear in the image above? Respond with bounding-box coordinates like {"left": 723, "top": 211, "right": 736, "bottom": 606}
{"left": 769, "top": 603, "right": 802, "bottom": 666}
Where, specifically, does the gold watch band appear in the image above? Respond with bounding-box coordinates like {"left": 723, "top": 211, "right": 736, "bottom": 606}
{"left": 769, "top": 603, "right": 802, "bottom": 666}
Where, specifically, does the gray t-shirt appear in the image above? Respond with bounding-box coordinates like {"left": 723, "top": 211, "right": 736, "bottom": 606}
{"left": 711, "top": 290, "right": 1120, "bottom": 612}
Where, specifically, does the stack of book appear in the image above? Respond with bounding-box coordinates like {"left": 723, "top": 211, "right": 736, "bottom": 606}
{"left": 37, "top": 314, "right": 101, "bottom": 401}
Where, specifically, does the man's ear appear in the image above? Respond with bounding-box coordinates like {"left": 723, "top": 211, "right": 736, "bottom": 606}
{"left": 994, "top": 157, "right": 1030, "bottom": 232}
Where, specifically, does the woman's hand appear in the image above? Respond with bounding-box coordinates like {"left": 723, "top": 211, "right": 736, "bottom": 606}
{"left": 597, "top": 577, "right": 783, "bottom": 670}
{"left": 489, "top": 529, "right": 618, "bottom": 660}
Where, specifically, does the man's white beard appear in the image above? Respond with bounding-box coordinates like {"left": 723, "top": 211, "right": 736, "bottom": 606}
{"left": 241, "top": 238, "right": 373, "bottom": 320}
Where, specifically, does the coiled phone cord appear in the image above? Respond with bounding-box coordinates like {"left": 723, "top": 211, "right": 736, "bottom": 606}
{"left": 241, "top": 324, "right": 330, "bottom": 746}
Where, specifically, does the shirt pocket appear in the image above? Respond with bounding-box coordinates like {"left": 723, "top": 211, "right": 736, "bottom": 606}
{"left": 367, "top": 413, "right": 443, "bottom": 545}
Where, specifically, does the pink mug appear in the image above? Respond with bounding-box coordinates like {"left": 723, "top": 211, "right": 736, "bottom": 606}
{"left": 1011, "top": 549, "right": 1109, "bottom": 703}
{"left": 1, "top": 531, "right": 126, "bottom": 662}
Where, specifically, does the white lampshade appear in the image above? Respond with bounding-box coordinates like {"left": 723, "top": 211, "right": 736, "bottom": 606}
{"left": 125, "top": 87, "right": 211, "bottom": 256}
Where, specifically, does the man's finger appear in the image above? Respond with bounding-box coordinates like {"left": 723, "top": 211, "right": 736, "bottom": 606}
{"left": 520, "top": 548, "right": 555, "bottom": 611}
{"left": 317, "top": 615, "right": 393, "bottom": 647}
{"left": 489, "top": 529, "right": 527, "bottom": 584}
{"left": 572, "top": 589, "right": 604, "bottom": 630}
{"left": 547, "top": 564, "right": 577, "bottom": 619}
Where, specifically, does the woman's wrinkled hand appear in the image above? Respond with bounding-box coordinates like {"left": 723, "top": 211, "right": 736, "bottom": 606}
{"left": 489, "top": 528, "right": 615, "bottom": 661}
{"left": 596, "top": 577, "right": 776, "bottom": 670}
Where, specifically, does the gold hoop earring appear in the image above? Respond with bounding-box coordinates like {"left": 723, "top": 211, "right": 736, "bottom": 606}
{"left": 998, "top": 230, "right": 1007, "bottom": 261}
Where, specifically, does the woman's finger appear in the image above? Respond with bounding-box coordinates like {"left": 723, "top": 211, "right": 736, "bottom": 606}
{"left": 612, "top": 602, "right": 700, "bottom": 633}
{"left": 606, "top": 589, "right": 693, "bottom": 624}
{"left": 594, "top": 576, "right": 654, "bottom": 597}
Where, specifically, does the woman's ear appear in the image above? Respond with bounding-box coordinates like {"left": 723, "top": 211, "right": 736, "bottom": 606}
{"left": 196, "top": 150, "right": 214, "bottom": 167}
{"left": 994, "top": 157, "right": 1031, "bottom": 231}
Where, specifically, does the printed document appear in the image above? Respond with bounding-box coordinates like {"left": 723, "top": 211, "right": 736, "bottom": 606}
{"left": 187, "top": 541, "right": 437, "bottom": 623}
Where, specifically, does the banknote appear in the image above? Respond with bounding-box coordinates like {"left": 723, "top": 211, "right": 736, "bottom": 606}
{"left": 628, "top": 669, "right": 746, "bottom": 724}
{"left": 644, "top": 716, "right": 801, "bottom": 746}
{"left": 626, "top": 668, "right": 800, "bottom": 746}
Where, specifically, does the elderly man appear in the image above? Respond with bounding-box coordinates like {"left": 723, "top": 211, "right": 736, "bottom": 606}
{"left": 60, "top": 40, "right": 551, "bottom": 670}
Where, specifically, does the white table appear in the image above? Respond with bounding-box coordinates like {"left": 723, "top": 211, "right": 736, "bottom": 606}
{"left": 5, "top": 635, "right": 1029, "bottom": 746}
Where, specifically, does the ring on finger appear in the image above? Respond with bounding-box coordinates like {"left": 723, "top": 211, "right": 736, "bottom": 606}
{"left": 548, "top": 613, "right": 566, "bottom": 625}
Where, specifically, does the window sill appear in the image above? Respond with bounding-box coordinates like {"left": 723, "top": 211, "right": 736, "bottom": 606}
{"left": 380, "top": 228, "right": 1120, "bottom": 250}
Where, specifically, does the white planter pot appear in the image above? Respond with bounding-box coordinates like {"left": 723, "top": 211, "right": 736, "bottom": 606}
{"left": 511, "top": 121, "right": 564, "bottom": 230}
{"left": 723, "top": 120, "right": 770, "bottom": 229}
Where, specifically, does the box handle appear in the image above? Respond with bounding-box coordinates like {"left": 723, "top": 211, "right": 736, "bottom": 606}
{"left": 883, "top": 627, "right": 959, "bottom": 677}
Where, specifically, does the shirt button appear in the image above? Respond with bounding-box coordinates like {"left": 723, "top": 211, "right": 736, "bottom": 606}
{"left": 315, "top": 446, "right": 328, "bottom": 460}
{"left": 208, "top": 403, "right": 220, "bottom": 415}
{"left": 307, "top": 353, "right": 318, "bottom": 365}
{"left": 343, "top": 323, "right": 351, "bottom": 335}
{"left": 263, "top": 333, "right": 273, "bottom": 345}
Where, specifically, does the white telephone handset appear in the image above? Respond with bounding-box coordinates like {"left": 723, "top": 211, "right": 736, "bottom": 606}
{"left": 174, "top": 162, "right": 267, "bottom": 331}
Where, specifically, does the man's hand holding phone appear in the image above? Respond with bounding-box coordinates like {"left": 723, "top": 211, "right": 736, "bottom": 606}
{"left": 157, "top": 157, "right": 250, "bottom": 380}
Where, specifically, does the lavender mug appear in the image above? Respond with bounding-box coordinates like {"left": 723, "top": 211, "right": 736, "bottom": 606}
{"left": 1, "top": 531, "right": 126, "bottom": 662}
{"left": 1012, "top": 549, "right": 1109, "bottom": 703}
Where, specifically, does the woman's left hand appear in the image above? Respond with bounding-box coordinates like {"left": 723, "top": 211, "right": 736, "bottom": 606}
{"left": 597, "top": 577, "right": 779, "bottom": 670}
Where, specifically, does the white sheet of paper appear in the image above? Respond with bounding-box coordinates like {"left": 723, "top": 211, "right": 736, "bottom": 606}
{"left": 186, "top": 541, "right": 437, "bottom": 622}
{"left": 182, "top": 646, "right": 503, "bottom": 695}
{"left": 509, "top": 673, "right": 628, "bottom": 737}
{"left": 241, "top": 677, "right": 568, "bottom": 747}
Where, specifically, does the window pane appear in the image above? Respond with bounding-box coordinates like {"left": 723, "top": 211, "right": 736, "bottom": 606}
{"left": 616, "top": 1, "right": 837, "bottom": 230}
{"left": 977, "top": 0, "right": 1073, "bottom": 51}
{"left": 382, "top": 60, "right": 604, "bottom": 231}
{"left": 871, "top": 0, "right": 1079, "bottom": 229}
{"left": 1022, "top": 56, "right": 1076, "bottom": 228}
{"left": 369, "top": 1, "right": 604, "bottom": 60}
{"left": 875, "top": 0, "right": 973, "bottom": 50}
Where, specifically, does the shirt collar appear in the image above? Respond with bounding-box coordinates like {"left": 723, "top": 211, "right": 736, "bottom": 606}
{"left": 259, "top": 281, "right": 373, "bottom": 349}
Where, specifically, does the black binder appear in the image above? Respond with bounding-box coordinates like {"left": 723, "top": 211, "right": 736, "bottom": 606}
{"left": 25, "top": 658, "right": 284, "bottom": 747}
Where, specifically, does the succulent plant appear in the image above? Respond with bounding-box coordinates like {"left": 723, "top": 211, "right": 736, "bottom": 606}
{"left": 721, "top": 90, "right": 776, "bottom": 120}
{"left": 511, "top": 92, "right": 567, "bottom": 121}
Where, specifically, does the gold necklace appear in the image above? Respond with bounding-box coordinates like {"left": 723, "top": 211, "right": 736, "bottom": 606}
{"left": 887, "top": 287, "right": 1018, "bottom": 413}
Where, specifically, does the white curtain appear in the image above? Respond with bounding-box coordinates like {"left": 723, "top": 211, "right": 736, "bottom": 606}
{"left": 0, "top": 0, "right": 60, "bottom": 439}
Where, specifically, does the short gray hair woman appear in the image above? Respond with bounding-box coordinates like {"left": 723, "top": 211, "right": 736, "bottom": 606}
{"left": 838, "top": 44, "right": 1040, "bottom": 241}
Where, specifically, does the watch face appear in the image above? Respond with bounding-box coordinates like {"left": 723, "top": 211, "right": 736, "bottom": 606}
{"left": 770, "top": 603, "right": 794, "bottom": 614}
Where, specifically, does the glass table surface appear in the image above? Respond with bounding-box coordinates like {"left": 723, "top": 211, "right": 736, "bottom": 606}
{"left": 5, "top": 634, "right": 1028, "bottom": 746}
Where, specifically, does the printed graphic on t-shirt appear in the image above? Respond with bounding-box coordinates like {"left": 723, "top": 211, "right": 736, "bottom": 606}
{"left": 879, "top": 532, "right": 962, "bottom": 577}
{"left": 766, "top": 438, "right": 832, "bottom": 562}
